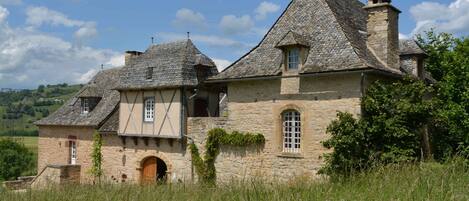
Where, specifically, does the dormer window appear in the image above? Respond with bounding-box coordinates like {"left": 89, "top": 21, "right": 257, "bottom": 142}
{"left": 81, "top": 98, "right": 90, "bottom": 114}
{"left": 287, "top": 48, "right": 300, "bottom": 70}
{"left": 146, "top": 67, "right": 154, "bottom": 80}
{"left": 80, "top": 97, "right": 101, "bottom": 115}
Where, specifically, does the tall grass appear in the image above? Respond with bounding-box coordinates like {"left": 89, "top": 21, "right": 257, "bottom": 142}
{"left": 1, "top": 161, "right": 468, "bottom": 201}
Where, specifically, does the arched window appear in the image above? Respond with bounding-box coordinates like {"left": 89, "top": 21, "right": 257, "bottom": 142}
{"left": 282, "top": 110, "right": 301, "bottom": 153}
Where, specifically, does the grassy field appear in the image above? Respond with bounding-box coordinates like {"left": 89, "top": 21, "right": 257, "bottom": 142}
{"left": 0, "top": 84, "right": 81, "bottom": 136}
{"left": 0, "top": 161, "right": 468, "bottom": 201}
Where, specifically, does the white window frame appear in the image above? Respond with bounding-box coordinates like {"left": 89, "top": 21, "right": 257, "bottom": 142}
{"left": 70, "top": 141, "right": 77, "bottom": 165}
{"left": 144, "top": 97, "right": 155, "bottom": 122}
{"left": 283, "top": 110, "right": 301, "bottom": 153}
{"left": 287, "top": 48, "right": 300, "bottom": 70}
{"left": 81, "top": 98, "right": 90, "bottom": 114}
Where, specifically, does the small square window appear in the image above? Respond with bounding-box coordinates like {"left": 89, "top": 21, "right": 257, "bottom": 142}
{"left": 287, "top": 48, "right": 300, "bottom": 70}
{"left": 144, "top": 97, "right": 155, "bottom": 122}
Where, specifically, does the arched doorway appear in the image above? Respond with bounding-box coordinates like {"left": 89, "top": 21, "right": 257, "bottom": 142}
{"left": 141, "top": 156, "right": 168, "bottom": 184}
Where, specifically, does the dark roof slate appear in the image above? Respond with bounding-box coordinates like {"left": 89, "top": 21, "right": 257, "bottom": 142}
{"left": 98, "top": 108, "right": 119, "bottom": 133}
{"left": 35, "top": 67, "right": 121, "bottom": 127}
{"left": 400, "top": 39, "right": 426, "bottom": 56}
{"left": 209, "top": 0, "right": 402, "bottom": 81}
{"left": 117, "top": 39, "right": 217, "bottom": 90}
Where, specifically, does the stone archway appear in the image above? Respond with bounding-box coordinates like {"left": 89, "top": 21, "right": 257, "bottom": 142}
{"left": 141, "top": 156, "right": 168, "bottom": 184}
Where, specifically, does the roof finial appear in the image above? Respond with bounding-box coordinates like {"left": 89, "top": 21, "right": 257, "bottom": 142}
{"left": 151, "top": 36, "right": 154, "bottom": 44}
{"left": 187, "top": 32, "right": 190, "bottom": 40}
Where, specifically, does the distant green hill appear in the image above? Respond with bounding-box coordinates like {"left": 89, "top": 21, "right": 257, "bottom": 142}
{"left": 0, "top": 84, "right": 82, "bottom": 136}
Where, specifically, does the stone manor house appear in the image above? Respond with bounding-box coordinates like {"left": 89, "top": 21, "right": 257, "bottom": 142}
{"left": 35, "top": 0, "right": 430, "bottom": 184}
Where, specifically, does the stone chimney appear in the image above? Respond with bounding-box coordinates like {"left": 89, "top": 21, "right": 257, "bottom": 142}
{"left": 364, "top": 0, "right": 401, "bottom": 70}
{"left": 124, "top": 51, "right": 142, "bottom": 66}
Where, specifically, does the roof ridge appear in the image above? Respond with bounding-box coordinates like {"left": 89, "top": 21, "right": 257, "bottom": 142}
{"left": 218, "top": 0, "right": 296, "bottom": 74}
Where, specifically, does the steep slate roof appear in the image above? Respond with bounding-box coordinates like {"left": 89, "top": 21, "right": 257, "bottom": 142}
{"left": 209, "top": 0, "right": 403, "bottom": 81}
{"left": 400, "top": 39, "right": 426, "bottom": 56}
{"left": 117, "top": 39, "right": 217, "bottom": 90}
{"left": 36, "top": 67, "right": 121, "bottom": 127}
{"left": 98, "top": 108, "right": 119, "bottom": 133}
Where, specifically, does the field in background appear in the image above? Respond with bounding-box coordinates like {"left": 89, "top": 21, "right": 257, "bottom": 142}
{"left": 0, "top": 84, "right": 81, "bottom": 137}
{"left": 0, "top": 162, "right": 468, "bottom": 201}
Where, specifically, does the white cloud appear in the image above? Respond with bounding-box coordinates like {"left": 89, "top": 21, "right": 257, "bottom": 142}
{"left": 0, "top": 6, "right": 122, "bottom": 88}
{"left": 77, "top": 69, "right": 98, "bottom": 83}
{"left": 0, "top": 0, "right": 22, "bottom": 5}
{"left": 172, "top": 8, "right": 207, "bottom": 30}
{"left": 220, "top": 15, "right": 254, "bottom": 35}
{"left": 409, "top": 0, "right": 469, "bottom": 36}
{"left": 0, "top": 5, "right": 8, "bottom": 23}
{"left": 213, "top": 59, "right": 231, "bottom": 71}
{"left": 255, "top": 2, "right": 280, "bottom": 20}
{"left": 26, "top": 6, "right": 98, "bottom": 40}
{"left": 105, "top": 54, "right": 125, "bottom": 67}
{"left": 74, "top": 22, "right": 97, "bottom": 40}
{"left": 26, "top": 6, "right": 84, "bottom": 27}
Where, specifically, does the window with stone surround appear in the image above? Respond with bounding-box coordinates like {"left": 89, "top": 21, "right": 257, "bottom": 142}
{"left": 282, "top": 110, "right": 301, "bottom": 153}
{"left": 144, "top": 97, "right": 155, "bottom": 122}
{"left": 287, "top": 48, "right": 300, "bottom": 70}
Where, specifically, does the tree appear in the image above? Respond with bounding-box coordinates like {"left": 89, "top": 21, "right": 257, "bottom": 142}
{"left": 0, "top": 138, "right": 34, "bottom": 181}
{"left": 37, "top": 85, "right": 45, "bottom": 93}
{"left": 321, "top": 78, "right": 434, "bottom": 176}
{"left": 418, "top": 31, "right": 469, "bottom": 160}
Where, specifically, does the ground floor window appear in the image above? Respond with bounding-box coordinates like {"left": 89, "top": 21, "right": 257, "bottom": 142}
{"left": 283, "top": 110, "right": 301, "bottom": 153}
{"left": 70, "top": 140, "right": 77, "bottom": 165}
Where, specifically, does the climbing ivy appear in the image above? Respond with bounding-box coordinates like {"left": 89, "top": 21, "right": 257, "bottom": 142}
{"left": 189, "top": 128, "right": 265, "bottom": 185}
{"left": 90, "top": 130, "right": 103, "bottom": 182}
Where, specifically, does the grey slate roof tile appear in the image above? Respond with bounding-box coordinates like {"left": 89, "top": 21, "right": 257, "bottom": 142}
{"left": 117, "top": 39, "right": 217, "bottom": 90}
{"left": 400, "top": 39, "right": 426, "bottom": 56}
{"left": 35, "top": 67, "right": 122, "bottom": 127}
{"left": 209, "top": 0, "right": 406, "bottom": 81}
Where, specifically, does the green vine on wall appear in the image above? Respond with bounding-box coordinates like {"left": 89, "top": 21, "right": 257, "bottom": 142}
{"left": 189, "top": 128, "right": 265, "bottom": 185}
{"left": 90, "top": 130, "right": 103, "bottom": 182}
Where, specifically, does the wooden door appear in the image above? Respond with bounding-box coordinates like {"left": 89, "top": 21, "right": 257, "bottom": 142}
{"left": 142, "top": 157, "right": 157, "bottom": 184}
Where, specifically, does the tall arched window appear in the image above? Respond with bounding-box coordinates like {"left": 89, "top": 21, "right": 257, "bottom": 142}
{"left": 283, "top": 110, "right": 301, "bottom": 153}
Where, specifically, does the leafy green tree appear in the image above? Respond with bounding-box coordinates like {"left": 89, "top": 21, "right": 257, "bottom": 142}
{"left": 321, "top": 78, "right": 434, "bottom": 176}
{"left": 418, "top": 31, "right": 469, "bottom": 160}
{"left": 37, "top": 85, "right": 45, "bottom": 93}
{"left": 0, "top": 138, "right": 34, "bottom": 180}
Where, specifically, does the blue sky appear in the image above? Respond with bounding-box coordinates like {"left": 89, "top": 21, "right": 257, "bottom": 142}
{"left": 0, "top": 0, "right": 467, "bottom": 89}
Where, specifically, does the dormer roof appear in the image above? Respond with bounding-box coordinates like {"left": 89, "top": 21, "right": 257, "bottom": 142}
{"left": 276, "top": 30, "right": 310, "bottom": 48}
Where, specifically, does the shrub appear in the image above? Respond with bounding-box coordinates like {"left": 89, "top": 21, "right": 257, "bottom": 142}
{"left": 321, "top": 78, "right": 434, "bottom": 176}
{"left": 0, "top": 138, "right": 34, "bottom": 180}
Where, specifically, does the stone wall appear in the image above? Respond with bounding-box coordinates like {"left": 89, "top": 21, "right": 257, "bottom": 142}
{"left": 31, "top": 165, "right": 81, "bottom": 189}
{"left": 38, "top": 74, "right": 364, "bottom": 184}
{"left": 38, "top": 126, "right": 94, "bottom": 183}
{"left": 185, "top": 74, "right": 363, "bottom": 182}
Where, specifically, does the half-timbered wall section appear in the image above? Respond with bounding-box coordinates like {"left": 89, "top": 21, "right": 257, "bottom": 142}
{"left": 119, "top": 89, "right": 182, "bottom": 138}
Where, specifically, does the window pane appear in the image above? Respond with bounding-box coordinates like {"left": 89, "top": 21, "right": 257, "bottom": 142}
{"left": 288, "top": 48, "right": 299, "bottom": 70}
{"left": 282, "top": 110, "right": 301, "bottom": 153}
